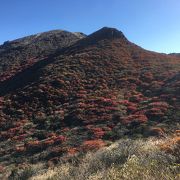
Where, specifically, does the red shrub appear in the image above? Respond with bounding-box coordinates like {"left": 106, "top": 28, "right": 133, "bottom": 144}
{"left": 42, "top": 139, "right": 54, "bottom": 146}
{"left": 26, "top": 140, "right": 41, "bottom": 149}
{"left": 53, "top": 135, "right": 67, "bottom": 143}
{"left": 119, "top": 100, "right": 130, "bottom": 105}
{"left": 90, "top": 127, "right": 105, "bottom": 138}
{"left": 127, "top": 105, "right": 137, "bottom": 112}
{"left": 47, "top": 132, "right": 57, "bottom": 137}
{"left": 82, "top": 139, "right": 106, "bottom": 151}
{"left": 67, "top": 147, "right": 78, "bottom": 155}
{"left": 12, "top": 134, "right": 27, "bottom": 141}
{"left": 122, "top": 114, "right": 148, "bottom": 124}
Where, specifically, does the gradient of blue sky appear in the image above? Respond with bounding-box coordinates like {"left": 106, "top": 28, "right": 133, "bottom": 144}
{"left": 0, "top": 0, "right": 180, "bottom": 53}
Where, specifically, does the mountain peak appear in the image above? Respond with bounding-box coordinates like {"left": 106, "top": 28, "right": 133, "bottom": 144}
{"left": 89, "top": 27, "right": 127, "bottom": 40}
{"left": 75, "top": 27, "right": 128, "bottom": 46}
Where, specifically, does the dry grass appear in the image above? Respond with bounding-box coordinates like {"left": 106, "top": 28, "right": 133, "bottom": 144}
{"left": 29, "top": 137, "right": 179, "bottom": 180}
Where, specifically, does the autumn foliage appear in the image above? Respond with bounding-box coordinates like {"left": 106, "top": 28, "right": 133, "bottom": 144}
{"left": 0, "top": 27, "right": 179, "bottom": 171}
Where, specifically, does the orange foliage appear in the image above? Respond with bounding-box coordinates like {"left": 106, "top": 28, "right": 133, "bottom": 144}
{"left": 160, "top": 135, "right": 180, "bottom": 155}
{"left": 90, "top": 127, "right": 105, "bottom": 138}
{"left": 82, "top": 139, "right": 106, "bottom": 151}
{"left": 26, "top": 140, "right": 41, "bottom": 149}
{"left": 148, "top": 127, "right": 165, "bottom": 136}
{"left": 175, "top": 130, "right": 180, "bottom": 136}
{"left": 67, "top": 147, "right": 78, "bottom": 155}
{"left": 43, "top": 139, "right": 54, "bottom": 146}
{"left": 53, "top": 135, "right": 67, "bottom": 143}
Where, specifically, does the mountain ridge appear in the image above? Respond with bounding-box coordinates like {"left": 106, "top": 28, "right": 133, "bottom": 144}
{"left": 1, "top": 27, "right": 178, "bottom": 96}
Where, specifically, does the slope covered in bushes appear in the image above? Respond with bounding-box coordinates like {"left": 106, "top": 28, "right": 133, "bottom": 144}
{"left": 0, "top": 30, "right": 86, "bottom": 82}
{"left": 0, "top": 27, "right": 179, "bottom": 176}
{"left": 4, "top": 137, "right": 180, "bottom": 180}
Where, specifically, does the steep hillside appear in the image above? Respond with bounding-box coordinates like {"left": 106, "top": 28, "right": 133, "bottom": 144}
{"left": 0, "top": 27, "right": 179, "bottom": 177}
{"left": 0, "top": 30, "right": 86, "bottom": 82}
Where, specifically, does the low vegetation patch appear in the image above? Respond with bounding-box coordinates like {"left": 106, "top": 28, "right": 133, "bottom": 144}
{"left": 5, "top": 137, "right": 179, "bottom": 180}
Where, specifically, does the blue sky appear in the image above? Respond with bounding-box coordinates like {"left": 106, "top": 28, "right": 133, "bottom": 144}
{"left": 0, "top": 0, "right": 180, "bottom": 53}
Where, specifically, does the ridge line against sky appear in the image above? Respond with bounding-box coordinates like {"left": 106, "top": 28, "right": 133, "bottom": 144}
{"left": 0, "top": 0, "right": 180, "bottom": 53}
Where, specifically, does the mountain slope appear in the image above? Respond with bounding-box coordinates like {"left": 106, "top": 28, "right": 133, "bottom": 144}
{"left": 0, "top": 30, "right": 86, "bottom": 82}
{"left": 0, "top": 27, "right": 179, "bottom": 174}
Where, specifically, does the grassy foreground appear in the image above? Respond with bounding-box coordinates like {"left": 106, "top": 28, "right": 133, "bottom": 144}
{"left": 5, "top": 136, "right": 179, "bottom": 180}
